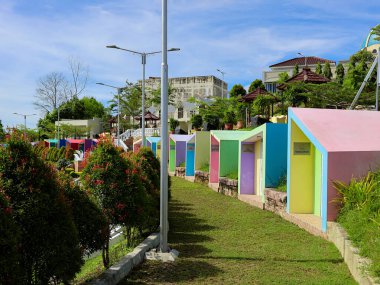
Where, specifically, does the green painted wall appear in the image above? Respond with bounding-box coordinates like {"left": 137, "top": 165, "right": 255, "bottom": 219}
{"left": 169, "top": 139, "right": 176, "bottom": 172}
{"left": 314, "top": 147, "right": 322, "bottom": 216}
{"left": 195, "top": 132, "right": 210, "bottom": 170}
{"left": 219, "top": 140, "right": 239, "bottom": 177}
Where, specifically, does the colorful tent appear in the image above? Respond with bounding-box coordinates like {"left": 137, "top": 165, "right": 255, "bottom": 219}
{"left": 287, "top": 108, "right": 380, "bottom": 232}
{"left": 45, "top": 139, "right": 58, "bottom": 148}
{"left": 66, "top": 139, "right": 85, "bottom": 151}
{"left": 169, "top": 134, "right": 194, "bottom": 172}
{"left": 185, "top": 131, "right": 210, "bottom": 176}
{"left": 146, "top": 137, "right": 161, "bottom": 158}
{"left": 209, "top": 131, "right": 251, "bottom": 185}
{"left": 238, "top": 123, "right": 287, "bottom": 202}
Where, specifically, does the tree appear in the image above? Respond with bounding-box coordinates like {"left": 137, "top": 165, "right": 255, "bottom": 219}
{"left": 277, "top": 72, "right": 290, "bottom": 84}
{"left": 336, "top": 63, "right": 345, "bottom": 85}
{"left": 0, "top": 138, "right": 82, "bottom": 284}
{"left": 81, "top": 140, "right": 147, "bottom": 267}
{"left": 147, "top": 83, "right": 176, "bottom": 108}
{"left": 293, "top": 64, "right": 299, "bottom": 76}
{"left": 315, "top": 62, "right": 322, "bottom": 75}
{"left": 190, "top": 114, "right": 203, "bottom": 130}
{"left": 229, "top": 84, "right": 247, "bottom": 98}
{"left": 343, "top": 50, "right": 376, "bottom": 90}
{"left": 252, "top": 95, "right": 275, "bottom": 118}
{"left": 372, "top": 24, "right": 380, "bottom": 41}
{"left": 323, "top": 62, "right": 333, "bottom": 79}
{"left": 66, "top": 57, "right": 88, "bottom": 99}
{"left": 0, "top": 120, "right": 5, "bottom": 141}
{"left": 248, "top": 79, "right": 265, "bottom": 93}
{"left": 34, "top": 72, "right": 69, "bottom": 114}
{"left": 82, "top": 96, "right": 106, "bottom": 118}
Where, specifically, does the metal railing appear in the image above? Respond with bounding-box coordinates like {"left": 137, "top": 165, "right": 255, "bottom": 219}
{"left": 120, "top": 128, "right": 160, "bottom": 140}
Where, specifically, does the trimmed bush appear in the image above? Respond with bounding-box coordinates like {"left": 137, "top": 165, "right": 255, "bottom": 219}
{"left": 0, "top": 138, "right": 82, "bottom": 284}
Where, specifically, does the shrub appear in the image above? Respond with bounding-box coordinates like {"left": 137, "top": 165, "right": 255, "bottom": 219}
{"left": 334, "top": 171, "right": 380, "bottom": 278}
{"left": 169, "top": 118, "right": 179, "bottom": 131}
{"left": 58, "top": 173, "right": 108, "bottom": 257}
{"left": 191, "top": 114, "right": 203, "bottom": 130}
{"left": 0, "top": 191, "right": 21, "bottom": 285}
{"left": 81, "top": 140, "right": 147, "bottom": 267}
{"left": 0, "top": 138, "right": 82, "bottom": 284}
{"left": 204, "top": 114, "right": 220, "bottom": 130}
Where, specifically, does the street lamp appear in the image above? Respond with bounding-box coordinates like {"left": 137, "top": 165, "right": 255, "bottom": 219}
{"left": 13, "top": 112, "right": 36, "bottom": 138}
{"left": 106, "top": 44, "right": 180, "bottom": 147}
{"left": 297, "top": 52, "right": 307, "bottom": 67}
{"left": 96, "top": 82, "right": 123, "bottom": 146}
{"left": 216, "top": 69, "right": 227, "bottom": 99}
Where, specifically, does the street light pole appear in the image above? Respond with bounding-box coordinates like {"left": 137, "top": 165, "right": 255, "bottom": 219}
{"left": 96, "top": 82, "right": 123, "bottom": 145}
{"left": 297, "top": 52, "right": 307, "bottom": 67}
{"left": 13, "top": 113, "right": 36, "bottom": 138}
{"left": 216, "top": 69, "right": 226, "bottom": 99}
{"left": 106, "top": 45, "right": 179, "bottom": 147}
{"left": 160, "top": 0, "right": 169, "bottom": 253}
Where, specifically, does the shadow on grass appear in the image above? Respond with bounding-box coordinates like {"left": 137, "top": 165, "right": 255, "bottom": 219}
{"left": 198, "top": 255, "right": 345, "bottom": 264}
{"left": 121, "top": 259, "right": 223, "bottom": 284}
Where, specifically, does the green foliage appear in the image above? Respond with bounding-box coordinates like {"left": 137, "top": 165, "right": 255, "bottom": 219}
{"left": 223, "top": 110, "right": 237, "bottom": 125}
{"left": 248, "top": 79, "right": 265, "bottom": 93}
{"left": 81, "top": 140, "right": 147, "bottom": 265}
{"left": 229, "top": 84, "right": 247, "bottom": 98}
{"left": 0, "top": 120, "right": 6, "bottom": 142}
{"left": 226, "top": 172, "right": 238, "bottom": 180}
{"left": 277, "top": 72, "right": 289, "bottom": 84}
{"left": 0, "top": 191, "right": 21, "bottom": 285}
{"left": 199, "top": 163, "right": 209, "bottom": 172}
{"left": 293, "top": 64, "right": 299, "bottom": 75}
{"left": 315, "top": 62, "right": 322, "bottom": 75}
{"left": 335, "top": 63, "right": 345, "bottom": 85}
{"left": 82, "top": 96, "right": 106, "bottom": 118}
{"left": 322, "top": 62, "right": 332, "bottom": 79}
{"left": 59, "top": 173, "right": 108, "bottom": 257}
{"left": 276, "top": 175, "right": 287, "bottom": 192}
{"left": 372, "top": 24, "right": 380, "bottom": 41}
{"left": 147, "top": 83, "right": 176, "bottom": 107}
{"left": 334, "top": 171, "right": 380, "bottom": 278}
{"left": 0, "top": 138, "right": 82, "bottom": 284}
{"left": 204, "top": 114, "right": 220, "bottom": 131}
{"left": 190, "top": 114, "right": 203, "bottom": 130}
{"left": 343, "top": 50, "right": 376, "bottom": 90}
{"left": 33, "top": 145, "right": 70, "bottom": 162}
{"left": 252, "top": 94, "right": 275, "bottom": 118}
{"left": 169, "top": 118, "right": 179, "bottom": 131}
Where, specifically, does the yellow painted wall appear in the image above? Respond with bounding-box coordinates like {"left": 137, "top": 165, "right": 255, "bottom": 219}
{"left": 289, "top": 122, "right": 315, "bottom": 213}
{"left": 255, "top": 140, "right": 263, "bottom": 196}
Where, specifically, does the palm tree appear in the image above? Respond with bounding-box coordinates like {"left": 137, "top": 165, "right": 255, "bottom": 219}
{"left": 372, "top": 24, "right": 380, "bottom": 41}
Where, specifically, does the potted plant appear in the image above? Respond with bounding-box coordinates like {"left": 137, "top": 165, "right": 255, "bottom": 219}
{"left": 223, "top": 110, "right": 236, "bottom": 130}
{"left": 190, "top": 114, "right": 203, "bottom": 131}
{"left": 169, "top": 118, "right": 179, "bottom": 134}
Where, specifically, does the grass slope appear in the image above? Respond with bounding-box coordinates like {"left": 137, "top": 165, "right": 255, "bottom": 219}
{"left": 121, "top": 177, "right": 355, "bottom": 284}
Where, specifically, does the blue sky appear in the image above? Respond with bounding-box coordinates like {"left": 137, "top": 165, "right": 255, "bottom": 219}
{"left": 0, "top": 0, "right": 379, "bottom": 128}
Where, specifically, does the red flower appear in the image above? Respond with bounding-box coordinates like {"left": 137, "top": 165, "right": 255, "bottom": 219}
{"left": 94, "top": 179, "right": 104, "bottom": 185}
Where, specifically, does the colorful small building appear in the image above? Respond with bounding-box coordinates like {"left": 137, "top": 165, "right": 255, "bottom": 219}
{"left": 169, "top": 134, "right": 194, "bottom": 172}
{"left": 133, "top": 138, "right": 142, "bottom": 153}
{"left": 287, "top": 108, "right": 380, "bottom": 232}
{"left": 238, "top": 123, "right": 287, "bottom": 201}
{"left": 146, "top": 137, "right": 161, "bottom": 158}
{"left": 66, "top": 139, "right": 85, "bottom": 151}
{"left": 185, "top": 131, "right": 210, "bottom": 177}
{"left": 209, "top": 131, "right": 251, "bottom": 185}
{"left": 44, "top": 139, "right": 58, "bottom": 148}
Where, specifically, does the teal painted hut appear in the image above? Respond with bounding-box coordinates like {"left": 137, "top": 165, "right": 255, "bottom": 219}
{"left": 146, "top": 137, "right": 161, "bottom": 157}
{"left": 185, "top": 131, "right": 210, "bottom": 177}
{"left": 169, "top": 134, "right": 194, "bottom": 172}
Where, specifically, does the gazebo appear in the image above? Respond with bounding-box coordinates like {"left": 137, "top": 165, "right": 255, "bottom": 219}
{"left": 277, "top": 67, "right": 330, "bottom": 91}
{"left": 134, "top": 111, "right": 160, "bottom": 128}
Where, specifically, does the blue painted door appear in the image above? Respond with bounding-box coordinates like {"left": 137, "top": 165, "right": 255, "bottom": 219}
{"left": 186, "top": 143, "right": 195, "bottom": 176}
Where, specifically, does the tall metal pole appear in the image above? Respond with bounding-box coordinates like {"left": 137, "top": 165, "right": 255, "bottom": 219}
{"left": 117, "top": 88, "right": 121, "bottom": 146}
{"left": 142, "top": 54, "right": 146, "bottom": 146}
{"left": 23, "top": 115, "right": 27, "bottom": 138}
{"left": 160, "top": 0, "right": 169, "bottom": 253}
{"left": 57, "top": 107, "right": 60, "bottom": 140}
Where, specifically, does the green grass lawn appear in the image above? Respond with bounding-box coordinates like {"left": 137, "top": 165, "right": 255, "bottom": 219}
{"left": 120, "top": 177, "right": 355, "bottom": 284}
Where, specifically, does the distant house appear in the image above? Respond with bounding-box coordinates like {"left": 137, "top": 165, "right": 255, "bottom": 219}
{"left": 55, "top": 118, "right": 103, "bottom": 138}
{"left": 263, "top": 56, "right": 336, "bottom": 93}
{"left": 277, "top": 67, "right": 330, "bottom": 91}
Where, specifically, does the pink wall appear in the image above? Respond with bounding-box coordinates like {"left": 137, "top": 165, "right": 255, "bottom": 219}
{"left": 327, "top": 151, "right": 380, "bottom": 221}
{"left": 210, "top": 135, "right": 220, "bottom": 183}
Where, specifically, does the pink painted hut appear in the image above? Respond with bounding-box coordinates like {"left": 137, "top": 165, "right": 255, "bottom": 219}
{"left": 287, "top": 108, "right": 380, "bottom": 232}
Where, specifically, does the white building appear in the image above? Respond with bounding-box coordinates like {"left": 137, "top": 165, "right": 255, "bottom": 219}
{"left": 141, "top": 75, "right": 228, "bottom": 132}
{"left": 55, "top": 118, "right": 103, "bottom": 138}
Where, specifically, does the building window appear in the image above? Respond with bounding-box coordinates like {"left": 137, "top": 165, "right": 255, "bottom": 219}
{"left": 178, "top": 107, "right": 184, "bottom": 119}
